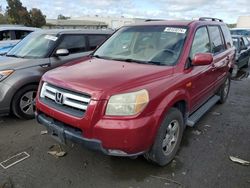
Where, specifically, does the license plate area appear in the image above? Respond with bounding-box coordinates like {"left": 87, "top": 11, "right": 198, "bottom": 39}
{"left": 47, "top": 122, "right": 66, "bottom": 144}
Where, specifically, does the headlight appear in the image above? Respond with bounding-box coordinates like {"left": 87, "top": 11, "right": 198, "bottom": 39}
{"left": 106, "top": 89, "right": 149, "bottom": 116}
{"left": 0, "top": 70, "right": 14, "bottom": 81}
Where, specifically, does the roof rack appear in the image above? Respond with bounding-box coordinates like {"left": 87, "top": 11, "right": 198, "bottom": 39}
{"left": 199, "top": 17, "right": 223, "bottom": 22}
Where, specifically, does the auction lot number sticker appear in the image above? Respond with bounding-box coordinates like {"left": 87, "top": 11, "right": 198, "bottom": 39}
{"left": 164, "top": 27, "right": 187, "bottom": 34}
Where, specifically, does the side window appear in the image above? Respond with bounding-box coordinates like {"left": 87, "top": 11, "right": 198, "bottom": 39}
{"left": 242, "top": 37, "right": 249, "bottom": 46}
{"left": 221, "top": 25, "right": 233, "bottom": 49}
{"left": 190, "top": 27, "right": 211, "bottom": 58}
{"left": 57, "top": 35, "right": 86, "bottom": 54}
{"left": 232, "top": 38, "right": 239, "bottom": 49}
{"left": 208, "top": 26, "right": 225, "bottom": 54}
{"left": 88, "top": 35, "right": 108, "bottom": 50}
{"left": 15, "top": 30, "right": 31, "bottom": 40}
{"left": 0, "top": 30, "right": 11, "bottom": 41}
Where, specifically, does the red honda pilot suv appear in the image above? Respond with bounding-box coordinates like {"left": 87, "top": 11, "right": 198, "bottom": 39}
{"left": 36, "top": 17, "right": 235, "bottom": 166}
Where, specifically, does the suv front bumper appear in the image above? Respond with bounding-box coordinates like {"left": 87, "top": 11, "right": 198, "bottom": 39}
{"left": 36, "top": 112, "right": 147, "bottom": 157}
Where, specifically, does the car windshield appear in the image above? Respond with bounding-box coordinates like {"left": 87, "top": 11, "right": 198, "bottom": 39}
{"left": 94, "top": 25, "right": 187, "bottom": 66}
{"left": 6, "top": 32, "right": 57, "bottom": 59}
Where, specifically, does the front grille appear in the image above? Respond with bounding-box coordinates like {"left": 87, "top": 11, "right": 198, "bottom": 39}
{"left": 40, "top": 82, "right": 91, "bottom": 117}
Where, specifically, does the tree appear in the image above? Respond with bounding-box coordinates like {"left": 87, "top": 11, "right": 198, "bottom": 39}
{"left": 57, "top": 14, "right": 70, "bottom": 20}
{"left": 0, "top": 13, "right": 8, "bottom": 24}
{"left": 6, "top": 0, "right": 31, "bottom": 26}
{"left": 29, "top": 8, "right": 46, "bottom": 27}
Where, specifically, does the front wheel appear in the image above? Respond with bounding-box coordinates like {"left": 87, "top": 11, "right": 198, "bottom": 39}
{"left": 144, "top": 108, "right": 184, "bottom": 166}
{"left": 12, "top": 85, "right": 38, "bottom": 119}
{"left": 218, "top": 76, "right": 231, "bottom": 104}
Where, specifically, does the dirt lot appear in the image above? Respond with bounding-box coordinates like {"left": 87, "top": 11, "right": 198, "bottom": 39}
{"left": 0, "top": 68, "right": 249, "bottom": 188}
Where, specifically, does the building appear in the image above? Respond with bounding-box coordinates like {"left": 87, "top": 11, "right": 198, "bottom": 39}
{"left": 45, "top": 19, "right": 108, "bottom": 29}
{"left": 72, "top": 16, "right": 146, "bottom": 29}
{"left": 237, "top": 16, "right": 250, "bottom": 28}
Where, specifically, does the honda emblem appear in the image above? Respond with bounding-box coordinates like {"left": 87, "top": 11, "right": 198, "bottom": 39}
{"left": 55, "top": 92, "right": 64, "bottom": 104}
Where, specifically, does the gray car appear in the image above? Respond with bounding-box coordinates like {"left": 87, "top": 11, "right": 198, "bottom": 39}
{"left": 0, "top": 29, "right": 112, "bottom": 119}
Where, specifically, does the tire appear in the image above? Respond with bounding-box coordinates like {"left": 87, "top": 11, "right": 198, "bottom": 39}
{"left": 12, "top": 85, "right": 38, "bottom": 119}
{"left": 218, "top": 76, "right": 231, "bottom": 104}
{"left": 144, "top": 108, "right": 184, "bottom": 166}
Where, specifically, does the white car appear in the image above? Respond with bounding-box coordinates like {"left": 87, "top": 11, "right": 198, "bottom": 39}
{"left": 0, "top": 25, "right": 39, "bottom": 55}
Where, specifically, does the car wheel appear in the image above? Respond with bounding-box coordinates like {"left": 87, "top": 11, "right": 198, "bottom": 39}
{"left": 144, "top": 108, "right": 184, "bottom": 166}
{"left": 12, "top": 85, "right": 38, "bottom": 119}
{"left": 218, "top": 76, "right": 230, "bottom": 104}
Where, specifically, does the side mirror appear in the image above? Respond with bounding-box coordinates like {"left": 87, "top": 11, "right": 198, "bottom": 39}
{"left": 55, "top": 49, "right": 69, "bottom": 56}
{"left": 192, "top": 53, "right": 213, "bottom": 66}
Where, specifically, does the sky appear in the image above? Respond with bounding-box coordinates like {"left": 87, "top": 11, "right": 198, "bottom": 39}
{"left": 0, "top": 0, "right": 250, "bottom": 23}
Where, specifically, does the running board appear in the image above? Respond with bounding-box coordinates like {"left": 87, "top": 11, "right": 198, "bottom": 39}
{"left": 187, "top": 95, "right": 220, "bottom": 127}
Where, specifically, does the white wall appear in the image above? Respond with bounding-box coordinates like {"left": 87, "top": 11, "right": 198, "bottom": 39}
{"left": 237, "top": 16, "right": 250, "bottom": 28}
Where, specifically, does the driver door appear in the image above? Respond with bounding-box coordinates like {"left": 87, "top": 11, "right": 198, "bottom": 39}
{"left": 188, "top": 26, "right": 214, "bottom": 112}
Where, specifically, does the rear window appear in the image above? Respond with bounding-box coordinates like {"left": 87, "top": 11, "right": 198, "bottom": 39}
{"left": 232, "top": 38, "right": 239, "bottom": 49}
{"left": 221, "top": 25, "right": 233, "bottom": 49}
{"left": 208, "top": 26, "right": 225, "bottom": 54}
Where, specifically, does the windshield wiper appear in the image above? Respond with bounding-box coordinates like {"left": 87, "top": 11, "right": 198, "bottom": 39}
{"left": 146, "top": 61, "right": 166, "bottom": 66}
{"left": 6, "top": 54, "right": 23, "bottom": 58}
{"left": 115, "top": 58, "right": 166, "bottom": 66}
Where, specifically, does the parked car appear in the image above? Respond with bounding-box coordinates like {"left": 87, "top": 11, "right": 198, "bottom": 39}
{"left": 232, "top": 35, "right": 250, "bottom": 72}
{"left": 0, "top": 29, "right": 112, "bottom": 119}
{"left": 0, "top": 25, "right": 39, "bottom": 55}
{"left": 36, "top": 17, "right": 235, "bottom": 166}
{"left": 230, "top": 28, "right": 250, "bottom": 40}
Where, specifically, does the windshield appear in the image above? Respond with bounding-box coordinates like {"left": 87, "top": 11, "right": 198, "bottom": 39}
{"left": 6, "top": 32, "right": 57, "bottom": 59}
{"left": 94, "top": 26, "right": 187, "bottom": 66}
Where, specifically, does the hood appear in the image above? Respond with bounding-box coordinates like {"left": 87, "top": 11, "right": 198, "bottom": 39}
{"left": 43, "top": 58, "right": 174, "bottom": 100}
{"left": 0, "top": 56, "right": 45, "bottom": 70}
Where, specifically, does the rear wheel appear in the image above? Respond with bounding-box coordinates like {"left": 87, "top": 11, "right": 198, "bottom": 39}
{"left": 12, "top": 85, "right": 38, "bottom": 119}
{"left": 218, "top": 76, "right": 230, "bottom": 104}
{"left": 144, "top": 108, "right": 184, "bottom": 166}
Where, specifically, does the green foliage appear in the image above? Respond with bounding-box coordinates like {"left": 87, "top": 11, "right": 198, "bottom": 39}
{"left": 5, "top": 0, "right": 46, "bottom": 27}
{"left": 227, "top": 23, "right": 237, "bottom": 28}
{"left": 6, "top": 0, "right": 31, "bottom": 26}
{"left": 29, "top": 8, "right": 46, "bottom": 27}
{"left": 0, "top": 13, "right": 8, "bottom": 24}
{"left": 57, "top": 14, "right": 70, "bottom": 20}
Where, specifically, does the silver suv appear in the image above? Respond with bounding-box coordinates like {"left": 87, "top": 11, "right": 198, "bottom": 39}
{"left": 0, "top": 29, "right": 112, "bottom": 119}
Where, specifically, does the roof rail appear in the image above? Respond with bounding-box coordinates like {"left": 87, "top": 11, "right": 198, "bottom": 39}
{"left": 145, "top": 19, "right": 165, "bottom": 22}
{"left": 199, "top": 17, "right": 223, "bottom": 22}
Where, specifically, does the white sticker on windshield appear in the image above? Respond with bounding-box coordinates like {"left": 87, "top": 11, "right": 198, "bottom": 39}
{"left": 44, "top": 35, "right": 58, "bottom": 41}
{"left": 164, "top": 27, "right": 187, "bottom": 34}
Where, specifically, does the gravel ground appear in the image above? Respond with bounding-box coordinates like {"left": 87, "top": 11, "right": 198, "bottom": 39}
{"left": 0, "top": 68, "right": 249, "bottom": 188}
